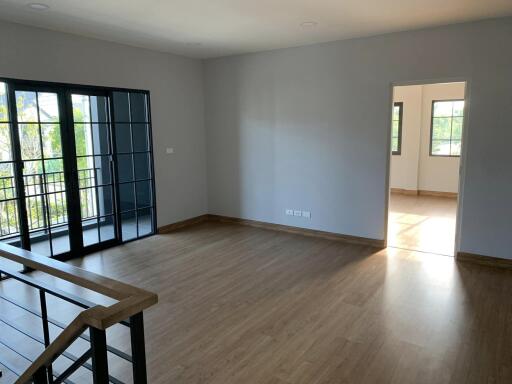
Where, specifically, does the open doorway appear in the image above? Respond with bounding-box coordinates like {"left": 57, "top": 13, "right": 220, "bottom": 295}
{"left": 387, "top": 81, "right": 466, "bottom": 256}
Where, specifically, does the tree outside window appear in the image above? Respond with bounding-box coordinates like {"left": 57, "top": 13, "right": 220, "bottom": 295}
{"left": 430, "top": 100, "right": 464, "bottom": 156}
{"left": 391, "top": 102, "right": 403, "bottom": 155}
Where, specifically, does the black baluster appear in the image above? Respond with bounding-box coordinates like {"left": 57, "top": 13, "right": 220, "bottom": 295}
{"left": 39, "top": 290, "right": 53, "bottom": 383}
{"left": 40, "top": 174, "right": 48, "bottom": 233}
{"left": 90, "top": 327, "right": 109, "bottom": 384}
{"left": 33, "top": 366, "right": 48, "bottom": 384}
{"left": 130, "top": 312, "right": 148, "bottom": 384}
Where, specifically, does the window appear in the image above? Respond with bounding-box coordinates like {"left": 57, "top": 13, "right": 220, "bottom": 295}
{"left": 430, "top": 100, "right": 464, "bottom": 156}
{"left": 112, "top": 91, "right": 155, "bottom": 241}
{"left": 391, "top": 102, "right": 403, "bottom": 155}
{"left": 0, "top": 78, "right": 156, "bottom": 260}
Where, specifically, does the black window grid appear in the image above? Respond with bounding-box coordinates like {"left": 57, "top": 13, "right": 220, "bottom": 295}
{"left": 0, "top": 79, "right": 156, "bottom": 259}
{"left": 75, "top": 95, "right": 111, "bottom": 245}
{"left": 15, "top": 91, "right": 68, "bottom": 256}
{"left": 391, "top": 102, "right": 403, "bottom": 155}
{"left": 81, "top": 213, "right": 117, "bottom": 244}
{"left": 429, "top": 99, "right": 464, "bottom": 157}
{"left": 112, "top": 92, "right": 153, "bottom": 241}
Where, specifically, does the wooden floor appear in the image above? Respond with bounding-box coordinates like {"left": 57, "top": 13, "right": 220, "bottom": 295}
{"left": 2, "top": 221, "right": 512, "bottom": 383}
{"left": 388, "top": 193, "right": 458, "bottom": 256}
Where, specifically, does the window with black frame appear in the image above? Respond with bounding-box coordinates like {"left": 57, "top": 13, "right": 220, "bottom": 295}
{"left": 391, "top": 102, "right": 403, "bottom": 155}
{"left": 0, "top": 78, "right": 156, "bottom": 261}
{"left": 112, "top": 91, "right": 155, "bottom": 242}
{"left": 72, "top": 93, "right": 117, "bottom": 248}
{"left": 0, "top": 82, "right": 23, "bottom": 254}
{"left": 430, "top": 100, "right": 464, "bottom": 157}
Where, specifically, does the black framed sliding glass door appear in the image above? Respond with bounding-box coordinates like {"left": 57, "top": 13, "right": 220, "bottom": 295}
{"left": 112, "top": 91, "right": 155, "bottom": 241}
{"left": 70, "top": 92, "right": 117, "bottom": 251}
{"left": 0, "top": 78, "right": 156, "bottom": 261}
{"left": 13, "top": 87, "right": 71, "bottom": 257}
{"left": 0, "top": 82, "right": 24, "bottom": 253}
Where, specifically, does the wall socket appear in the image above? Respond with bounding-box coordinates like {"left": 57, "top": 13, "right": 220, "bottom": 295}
{"left": 286, "top": 209, "right": 311, "bottom": 219}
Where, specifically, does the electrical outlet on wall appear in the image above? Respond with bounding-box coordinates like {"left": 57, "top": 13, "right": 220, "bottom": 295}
{"left": 287, "top": 208, "right": 311, "bottom": 218}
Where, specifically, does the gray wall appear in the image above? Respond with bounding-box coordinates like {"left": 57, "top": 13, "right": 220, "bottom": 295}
{"left": 3, "top": 18, "right": 511, "bottom": 260}
{"left": 204, "top": 18, "right": 512, "bottom": 259}
{"left": 0, "top": 21, "right": 208, "bottom": 226}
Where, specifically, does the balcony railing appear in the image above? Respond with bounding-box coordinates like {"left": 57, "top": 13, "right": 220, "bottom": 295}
{"left": 0, "top": 168, "right": 99, "bottom": 241}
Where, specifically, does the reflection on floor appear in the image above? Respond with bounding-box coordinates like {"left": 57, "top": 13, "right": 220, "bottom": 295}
{"left": 388, "top": 193, "right": 457, "bottom": 256}
{"left": 28, "top": 217, "right": 152, "bottom": 257}
{"left": 0, "top": 217, "right": 152, "bottom": 272}
{"left": 29, "top": 223, "right": 116, "bottom": 257}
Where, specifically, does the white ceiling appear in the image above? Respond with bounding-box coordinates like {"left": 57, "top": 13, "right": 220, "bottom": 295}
{"left": 1, "top": 0, "right": 511, "bottom": 59}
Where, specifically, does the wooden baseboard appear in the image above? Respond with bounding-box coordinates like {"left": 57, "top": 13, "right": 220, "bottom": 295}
{"left": 207, "top": 214, "right": 385, "bottom": 248}
{"left": 390, "top": 188, "right": 418, "bottom": 196}
{"left": 418, "top": 190, "right": 458, "bottom": 198}
{"left": 158, "top": 213, "right": 384, "bottom": 248}
{"left": 158, "top": 214, "right": 209, "bottom": 234}
{"left": 457, "top": 252, "right": 512, "bottom": 270}
{"left": 390, "top": 188, "right": 457, "bottom": 198}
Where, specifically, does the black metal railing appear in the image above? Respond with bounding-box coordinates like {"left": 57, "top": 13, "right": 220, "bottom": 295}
{"left": 0, "top": 256, "right": 152, "bottom": 384}
{"left": 77, "top": 168, "right": 100, "bottom": 220}
{"left": 0, "top": 168, "right": 99, "bottom": 240}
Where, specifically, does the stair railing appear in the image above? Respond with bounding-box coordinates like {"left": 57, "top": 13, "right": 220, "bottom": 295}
{"left": 0, "top": 242, "right": 158, "bottom": 384}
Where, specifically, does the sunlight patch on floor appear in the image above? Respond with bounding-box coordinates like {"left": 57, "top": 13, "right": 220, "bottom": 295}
{"left": 388, "top": 194, "right": 457, "bottom": 256}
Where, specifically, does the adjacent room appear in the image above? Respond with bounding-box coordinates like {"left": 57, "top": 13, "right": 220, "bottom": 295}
{"left": 388, "top": 82, "right": 466, "bottom": 256}
{"left": 0, "top": 1, "right": 511, "bottom": 383}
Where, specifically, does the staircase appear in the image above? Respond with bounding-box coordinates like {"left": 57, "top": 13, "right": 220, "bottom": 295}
{"left": 0, "top": 243, "right": 158, "bottom": 383}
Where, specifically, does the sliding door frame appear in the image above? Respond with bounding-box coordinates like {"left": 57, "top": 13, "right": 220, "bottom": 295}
{"left": 0, "top": 77, "right": 157, "bottom": 262}
{"left": 6, "top": 82, "right": 31, "bottom": 251}
{"left": 65, "top": 87, "right": 120, "bottom": 257}
{"left": 7, "top": 82, "right": 75, "bottom": 259}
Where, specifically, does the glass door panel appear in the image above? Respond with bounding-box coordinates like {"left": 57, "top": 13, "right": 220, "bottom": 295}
{"left": 13, "top": 90, "right": 71, "bottom": 257}
{"left": 112, "top": 91, "right": 155, "bottom": 241}
{"left": 0, "top": 79, "right": 156, "bottom": 262}
{"left": 0, "top": 82, "right": 24, "bottom": 271}
{"left": 72, "top": 94, "right": 116, "bottom": 248}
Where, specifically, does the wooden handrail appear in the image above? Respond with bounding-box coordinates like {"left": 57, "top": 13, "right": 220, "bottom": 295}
{"left": 0, "top": 244, "right": 147, "bottom": 300}
{"left": 0, "top": 242, "right": 158, "bottom": 383}
{"left": 16, "top": 310, "right": 92, "bottom": 383}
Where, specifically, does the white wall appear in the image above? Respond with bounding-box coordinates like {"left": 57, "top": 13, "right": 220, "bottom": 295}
{"left": 418, "top": 83, "right": 465, "bottom": 193}
{"left": 391, "top": 82, "right": 465, "bottom": 193}
{"left": 0, "top": 21, "right": 207, "bottom": 227}
{"left": 204, "top": 18, "right": 512, "bottom": 259}
{"left": 390, "top": 85, "right": 422, "bottom": 191}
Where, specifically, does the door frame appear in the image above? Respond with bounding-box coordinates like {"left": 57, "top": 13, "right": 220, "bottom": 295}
{"left": 0, "top": 77, "right": 157, "bottom": 262}
{"left": 65, "top": 87, "right": 121, "bottom": 257}
{"left": 383, "top": 77, "right": 472, "bottom": 256}
{"left": 7, "top": 82, "right": 77, "bottom": 259}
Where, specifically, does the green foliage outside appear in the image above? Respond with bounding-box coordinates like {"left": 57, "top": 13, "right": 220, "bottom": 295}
{"left": 391, "top": 105, "right": 400, "bottom": 153}
{"left": 432, "top": 100, "right": 464, "bottom": 156}
{"left": 0, "top": 86, "right": 91, "bottom": 237}
{"left": 390, "top": 100, "right": 464, "bottom": 156}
